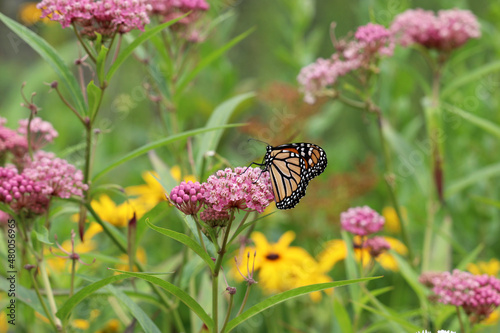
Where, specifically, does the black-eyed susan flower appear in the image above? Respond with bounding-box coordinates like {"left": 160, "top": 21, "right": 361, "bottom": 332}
{"left": 317, "top": 236, "right": 407, "bottom": 272}
{"left": 467, "top": 258, "right": 500, "bottom": 277}
{"left": 232, "top": 231, "right": 332, "bottom": 301}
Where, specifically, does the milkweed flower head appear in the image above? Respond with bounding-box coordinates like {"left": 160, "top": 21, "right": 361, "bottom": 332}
{"left": 364, "top": 236, "right": 391, "bottom": 258}
{"left": 0, "top": 119, "right": 28, "bottom": 160}
{"left": 17, "top": 117, "right": 58, "bottom": 151}
{"left": 421, "top": 269, "right": 500, "bottom": 323}
{"left": 169, "top": 180, "right": 205, "bottom": 215}
{"left": 390, "top": 8, "right": 481, "bottom": 52}
{"left": 298, "top": 23, "right": 393, "bottom": 104}
{"left": 200, "top": 207, "right": 233, "bottom": 228}
{"left": 37, "top": 0, "right": 152, "bottom": 38}
{"left": 0, "top": 166, "right": 49, "bottom": 215}
{"left": 148, "top": 0, "right": 209, "bottom": 23}
{"left": 23, "top": 151, "right": 88, "bottom": 199}
{"left": 202, "top": 167, "right": 274, "bottom": 214}
{"left": 341, "top": 205, "right": 385, "bottom": 236}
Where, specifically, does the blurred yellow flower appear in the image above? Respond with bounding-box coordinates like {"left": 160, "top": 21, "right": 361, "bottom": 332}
{"left": 96, "top": 319, "right": 121, "bottom": 333}
{"left": 115, "top": 247, "right": 147, "bottom": 272}
{"left": 46, "top": 225, "right": 98, "bottom": 273}
{"left": 317, "top": 236, "right": 407, "bottom": 272}
{"left": 467, "top": 258, "right": 500, "bottom": 276}
{"left": 0, "top": 311, "right": 8, "bottom": 333}
{"left": 382, "top": 206, "right": 407, "bottom": 234}
{"left": 482, "top": 309, "right": 500, "bottom": 325}
{"left": 18, "top": 3, "right": 52, "bottom": 25}
{"left": 126, "top": 171, "right": 167, "bottom": 208}
{"left": 71, "top": 319, "right": 90, "bottom": 330}
{"left": 90, "top": 195, "right": 148, "bottom": 227}
{"left": 232, "top": 231, "right": 332, "bottom": 301}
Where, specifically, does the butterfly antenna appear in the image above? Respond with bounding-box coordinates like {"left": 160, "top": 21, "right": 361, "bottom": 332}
{"left": 247, "top": 138, "right": 270, "bottom": 146}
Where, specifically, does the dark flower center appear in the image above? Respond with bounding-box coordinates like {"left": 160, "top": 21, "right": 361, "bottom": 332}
{"left": 266, "top": 253, "right": 280, "bottom": 260}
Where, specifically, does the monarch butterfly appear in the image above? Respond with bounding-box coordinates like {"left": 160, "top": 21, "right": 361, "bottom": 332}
{"left": 253, "top": 143, "right": 327, "bottom": 210}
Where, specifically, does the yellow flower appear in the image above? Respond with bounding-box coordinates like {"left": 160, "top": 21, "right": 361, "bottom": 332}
{"left": 482, "top": 309, "right": 500, "bottom": 325}
{"left": 46, "top": 226, "right": 98, "bottom": 273}
{"left": 125, "top": 171, "right": 167, "bottom": 208}
{"left": 467, "top": 258, "right": 500, "bottom": 276}
{"left": 0, "top": 311, "right": 8, "bottom": 333}
{"left": 90, "top": 195, "right": 148, "bottom": 227}
{"left": 382, "top": 206, "right": 407, "bottom": 234}
{"left": 71, "top": 319, "right": 90, "bottom": 330}
{"left": 18, "top": 3, "right": 52, "bottom": 25}
{"left": 96, "top": 319, "right": 121, "bottom": 333}
{"left": 317, "top": 236, "right": 407, "bottom": 272}
{"left": 115, "top": 247, "right": 147, "bottom": 272}
{"left": 233, "top": 231, "right": 332, "bottom": 301}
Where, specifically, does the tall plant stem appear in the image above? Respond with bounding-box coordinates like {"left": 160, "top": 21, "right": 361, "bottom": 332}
{"left": 375, "top": 113, "right": 415, "bottom": 265}
{"left": 212, "top": 210, "right": 235, "bottom": 332}
{"left": 39, "top": 257, "right": 63, "bottom": 330}
{"left": 29, "top": 269, "right": 59, "bottom": 332}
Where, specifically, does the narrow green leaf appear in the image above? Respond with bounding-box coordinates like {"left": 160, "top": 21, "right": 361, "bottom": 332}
{"left": 471, "top": 195, "right": 500, "bottom": 209}
{"left": 136, "top": 201, "right": 169, "bottom": 242}
{"left": 195, "top": 92, "right": 255, "bottom": 175}
{"left": 176, "top": 28, "right": 255, "bottom": 95}
{"left": 456, "top": 243, "right": 484, "bottom": 270}
{"left": 92, "top": 124, "right": 244, "bottom": 181}
{"left": 96, "top": 45, "right": 109, "bottom": 85}
{"left": 56, "top": 275, "right": 129, "bottom": 322}
{"left": 0, "top": 202, "right": 17, "bottom": 218}
{"left": 442, "top": 103, "right": 500, "bottom": 139}
{"left": 106, "top": 14, "right": 187, "bottom": 81}
{"left": 78, "top": 275, "right": 162, "bottom": 333}
{"left": 0, "top": 12, "right": 86, "bottom": 115}
{"left": 0, "top": 279, "right": 45, "bottom": 315}
{"left": 446, "top": 161, "right": 500, "bottom": 197}
{"left": 33, "top": 226, "right": 52, "bottom": 245}
{"left": 146, "top": 219, "right": 214, "bottom": 272}
{"left": 333, "top": 296, "right": 353, "bottom": 333}
{"left": 441, "top": 60, "right": 500, "bottom": 98}
{"left": 223, "top": 277, "right": 380, "bottom": 333}
{"left": 110, "top": 269, "right": 214, "bottom": 330}
{"left": 355, "top": 302, "right": 422, "bottom": 332}
{"left": 86, "top": 80, "right": 102, "bottom": 117}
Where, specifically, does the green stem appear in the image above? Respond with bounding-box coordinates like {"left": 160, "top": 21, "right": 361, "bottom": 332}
{"left": 457, "top": 306, "right": 466, "bottom": 333}
{"left": 375, "top": 113, "right": 415, "bottom": 265}
{"left": 220, "top": 294, "right": 234, "bottom": 333}
{"left": 72, "top": 23, "right": 96, "bottom": 63}
{"left": 54, "top": 86, "right": 85, "bottom": 125}
{"left": 29, "top": 269, "right": 59, "bottom": 332}
{"left": 193, "top": 215, "right": 207, "bottom": 252}
{"left": 70, "top": 260, "right": 75, "bottom": 297}
{"left": 39, "top": 257, "right": 63, "bottom": 330}
{"left": 236, "top": 284, "right": 252, "bottom": 316}
{"left": 212, "top": 210, "right": 235, "bottom": 332}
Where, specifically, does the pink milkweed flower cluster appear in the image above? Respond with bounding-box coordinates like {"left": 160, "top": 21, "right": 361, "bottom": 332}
{"left": 148, "top": 0, "right": 209, "bottom": 24}
{"left": 17, "top": 117, "right": 58, "bottom": 151}
{"left": 421, "top": 269, "right": 500, "bottom": 323}
{"left": 341, "top": 205, "right": 385, "bottom": 236}
{"left": 202, "top": 167, "right": 274, "bottom": 214}
{"left": 364, "top": 236, "right": 391, "bottom": 258}
{"left": 298, "top": 23, "right": 394, "bottom": 104}
{"left": 169, "top": 180, "right": 205, "bottom": 215}
{"left": 391, "top": 8, "right": 481, "bottom": 52}
{"left": 169, "top": 167, "right": 274, "bottom": 224}
{"left": 37, "top": 0, "right": 152, "bottom": 38}
{"left": 0, "top": 118, "right": 28, "bottom": 161}
{"left": 23, "top": 151, "right": 88, "bottom": 199}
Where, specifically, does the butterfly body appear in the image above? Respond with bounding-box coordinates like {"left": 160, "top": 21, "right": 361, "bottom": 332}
{"left": 263, "top": 143, "right": 327, "bottom": 210}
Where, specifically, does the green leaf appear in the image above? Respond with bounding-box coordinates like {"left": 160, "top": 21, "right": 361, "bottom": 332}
{"left": 0, "top": 202, "right": 17, "bottom": 219}
{"left": 442, "top": 103, "right": 500, "bottom": 139}
{"left": 195, "top": 93, "right": 255, "bottom": 176}
{"left": 96, "top": 45, "right": 109, "bottom": 86}
{"left": 333, "top": 296, "right": 353, "bottom": 333}
{"left": 456, "top": 243, "right": 484, "bottom": 270}
{"left": 56, "top": 275, "right": 129, "bottom": 322}
{"left": 0, "top": 12, "right": 86, "bottom": 115}
{"left": 0, "top": 278, "right": 46, "bottom": 315}
{"left": 110, "top": 269, "right": 214, "bottom": 330}
{"left": 92, "top": 124, "right": 244, "bottom": 181}
{"left": 355, "top": 302, "right": 422, "bottom": 332}
{"left": 471, "top": 195, "right": 500, "bottom": 209}
{"left": 223, "top": 277, "right": 380, "bottom": 333}
{"left": 106, "top": 14, "right": 188, "bottom": 81}
{"left": 146, "top": 219, "right": 215, "bottom": 272}
{"left": 441, "top": 59, "right": 500, "bottom": 98}
{"left": 136, "top": 201, "right": 170, "bottom": 242}
{"left": 86, "top": 80, "right": 102, "bottom": 117}
{"left": 33, "top": 226, "right": 52, "bottom": 245}
{"left": 78, "top": 275, "right": 162, "bottom": 333}
{"left": 176, "top": 28, "right": 255, "bottom": 96}
{"left": 446, "top": 161, "right": 500, "bottom": 197}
